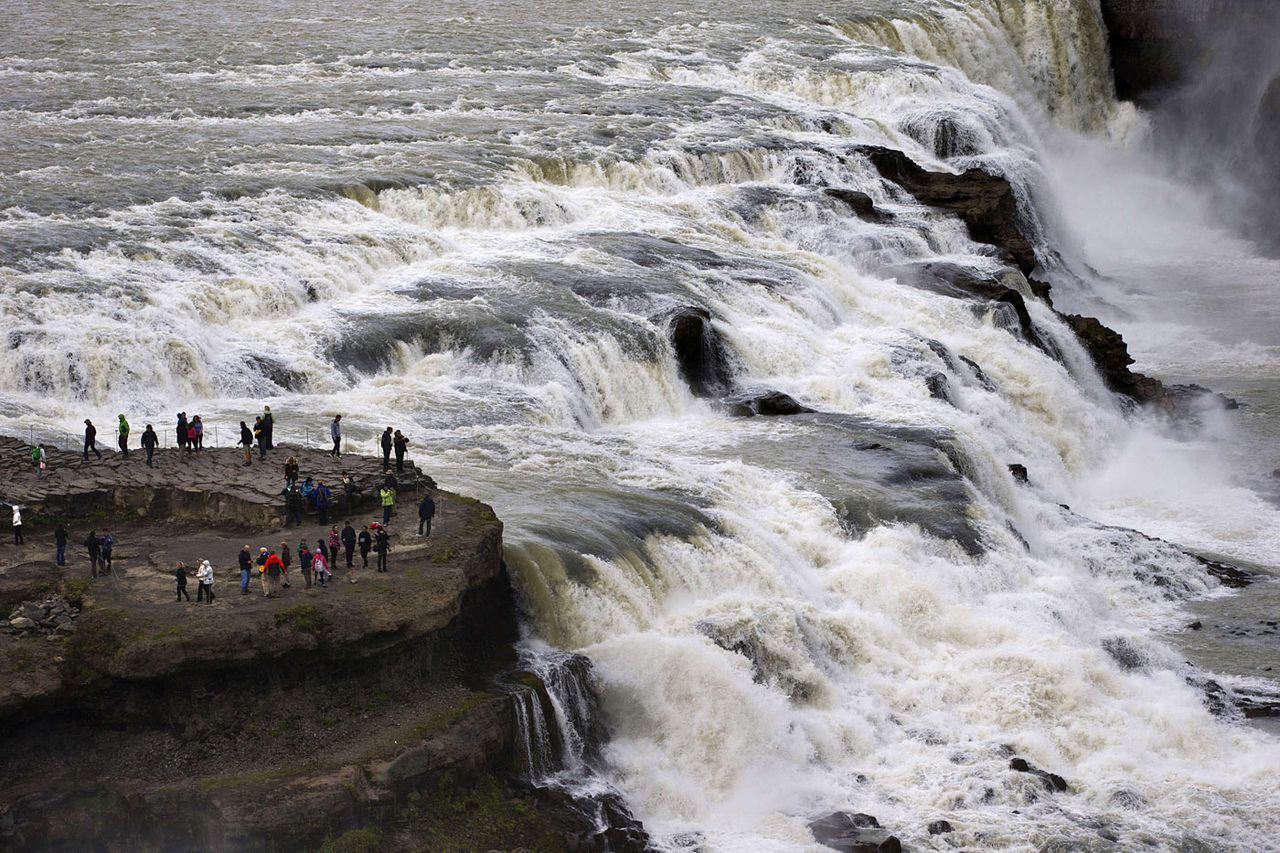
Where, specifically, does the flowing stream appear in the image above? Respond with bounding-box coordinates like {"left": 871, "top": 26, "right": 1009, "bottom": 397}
{"left": 2, "top": 0, "right": 1279, "bottom": 849}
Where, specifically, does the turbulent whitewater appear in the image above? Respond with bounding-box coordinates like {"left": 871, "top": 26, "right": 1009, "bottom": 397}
{"left": 3, "top": 0, "right": 1279, "bottom": 849}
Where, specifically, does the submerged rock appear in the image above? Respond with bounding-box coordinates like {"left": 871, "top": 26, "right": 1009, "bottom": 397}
{"left": 927, "top": 819, "right": 954, "bottom": 835}
{"left": 1008, "top": 463, "right": 1028, "bottom": 483}
{"left": 857, "top": 145, "right": 1038, "bottom": 274}
{"left": 809, "top": 812, "right": 902, "bottom": 853}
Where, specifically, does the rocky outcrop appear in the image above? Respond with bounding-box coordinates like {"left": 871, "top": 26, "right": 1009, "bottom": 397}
{"left": 1010, "top": 757, "right": 1069, "bottom": 793}
{"left": 823, "top": 187, "right": 892, "bottom": 223}
{"left": 857, "top": 145, "right": 1037, "bottom": 275}
{"left": 726, "top": 390, "right": 816, "bottom": 417}
{"left": 666, "top": 306, "right": 735, "bottom": 398}
{"left": 809, "top": 812, "right": 902, "bottom": 853}
{"left": 1062, "top": 314, "right": 1164, "bottom": 402}
{"left": 1099, "top": 0, "right": 1222, "bottom": 104}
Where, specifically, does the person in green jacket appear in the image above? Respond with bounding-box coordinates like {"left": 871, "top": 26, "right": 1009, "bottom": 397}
{"left": 117, "top": 414, "right": 130, "bottom": 457}
{"left": 379, "top": 485, "right": 395, "bottom": 525}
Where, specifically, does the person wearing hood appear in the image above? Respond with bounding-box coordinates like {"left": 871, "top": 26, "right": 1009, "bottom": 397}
{"left": 262, "top": 550, "right": 285, "bottom": 598}
{"left": 375, "top": 526, "right": 390, "bottom": 573}
{"left": 238, "top": 544, "right": 253, "bottom": 595}
{"left": 262, "top": 406, "right": 274, "bottom": 450}
{"left": 195, "top": 559, "right": 215, "bottom": 604}
{"left": 117, "top": 414, "right": 130, "bottom": 457}
{"left": 175, "top": 563, "right": 191, "bottom": 602}
{"left": 85, "top": 529, "right": 101, "bottom": 577}
{"left": 83, "top": 419, "right": 102, "bottom": 461}
{"left": 380, "top": 427, "right": 393, "bottom": 470}
{"left": 358, "top": 525, "right": 372, "bottom": 569}
{"left": 239, "top": 421, "right": 253, "bottom": 466}
{"left": 313, "top": 541, "right": 331, "bottom": 586}
{"left": 392, "top": 430, "right": 409, "bottom": 473}
{"left": 418, "top": 491, "right": 436, "bottom": 537}
{"left": 12, "top": 504, "right": 24, "bottom": 545}
{"left": 141, "top": 424, "right": 159, "bottom": 467}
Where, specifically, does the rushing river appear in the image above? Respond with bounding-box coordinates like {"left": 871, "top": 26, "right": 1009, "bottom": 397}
{"left": 3, "top": 0, "right": 1279, "bottom": 849}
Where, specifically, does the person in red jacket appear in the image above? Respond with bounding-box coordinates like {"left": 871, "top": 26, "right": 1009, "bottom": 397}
{"left": 262, "top": 550, "right": 286, "bottom": 598}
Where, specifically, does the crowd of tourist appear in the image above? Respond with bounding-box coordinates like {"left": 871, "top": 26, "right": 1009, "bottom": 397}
{"left": 5, "top": 407, "right": 442, "bottom": 607}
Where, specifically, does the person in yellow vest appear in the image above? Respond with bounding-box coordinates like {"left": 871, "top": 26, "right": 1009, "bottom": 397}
{"left": 379, "top": 485, "right": 395, "bottom": 525}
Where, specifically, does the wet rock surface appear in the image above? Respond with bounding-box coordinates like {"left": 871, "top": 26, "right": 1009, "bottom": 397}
{"left": 666, "top": 306, "right": 736, "bottom": 398}
{"left": 809, "top": 811, "right": 902, "bottom": 853}
{"left": 857, "top": 145, "right": 1038, "bottom": 275}
{"left": 725, "top": 389, "right": 816, "bottom": 417}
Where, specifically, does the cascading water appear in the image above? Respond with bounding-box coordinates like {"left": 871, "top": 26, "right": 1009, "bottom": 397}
{"left": 3, "top": 0, "right": 1279, "bottom": 849}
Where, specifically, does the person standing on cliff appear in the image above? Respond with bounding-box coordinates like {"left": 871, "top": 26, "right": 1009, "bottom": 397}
{"left": 340, "top": 521, "right": 356, "bottom": 568}
{"left": 85, "top": 529, "right": 101, "bottom": 577}
{"left": 313, "top": 541, "right": 331, "bottom": 586}
{"left": 262, "top": 406, "right": 274, "bottom": 451}
{"left": 329, "top": 414, "right": 342, "bottom": 457}
{"left": 238, "top": 545, "right": 252, "bottom": 595}
{"left": 374, "top": 526, "right": 390, "bottom": 573}
{"left": 284, "top": 456, "right": 299, "bottom": 489}
{"left": 195, "top": 559, "right": 215, "bottom": 604}
{"left": 176, "top": 412, "right": 188, "bottom": 451}
{"left": 239, "top": 421, "right": 254, "bottom": 466}
{"left": 83, "top": 419, "right": 102, "bottom": 461}
{"left": 379, "top": 484, "right": 395, "bottom": 526}
{"left": 253, "top": 416, "right": 267, "bottom": 460}
{"left": 314, "top": 481, "right": 332, "bottom": 525}
{"left": 54, "top": 524, "right": 68, "bottom": 566}
{"left": 279, "top": 541, "right": 292, "bottom": 588}
{"left": 298, "top": 542, "right": 313, "bottom": 589}
{"left": 175, "top": 563, "right": 191, "bottom": 602}
{"left": 192, "top": 415, "right": 204, "bottom": 450}
{"left": 141, "top": 424, "right": 159, "bottom": 467}
{"left": 31, "top": 444, "right": 47, "bottom": 479}
{"left": 117, "top": 414, "right": 130, "bottom": 458}
{"left": 358, "top": 525, "right": 372, "bottom": 569}
{"left": 380, "top": 426, "right": 393, "bottom": 470}
{"left": 263, "top": 550, "right": 284, "bottom": 598}
{"left": 417, "top": 491, "right": 436, "bottom": 537}
{"left": 392, "top": 430, "right": 409, "bottom": 473}
{"left": 12, "top": 504, "right": 24, "bottom": 545}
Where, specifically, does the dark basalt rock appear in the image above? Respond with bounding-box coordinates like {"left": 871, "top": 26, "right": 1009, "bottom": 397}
{"left": 666, "top": 307, "right": 735, "bottom": 398}
{"left": 1192, "top": 555, "right": 1255, "bottom": 588}
{"left": 927, "top": 819, "right": 954, "bottom": 835}
{"left": 1009, "top": 757, "right": 1069, "bottom": 793}
{"left": 809, "top": 812, "right": 902, "bottom": 853}
{"left": 726, "top": 390, "right": 816, "bottom": 417}
{"left": 1061, "top": 314, "right": 1164, "bottom": 403}
{"left": 925, "top": 372, "right": 953, "bottom": 404}
{"left": 824, "top": 187, "right": 893, "bottom": 223}
{"left": 1102, "top": 636, "right": 1146, "bottom": 671}
{"left": 521, "top": 785, "right": 651, "bottom": 853}
{"left": 1008, "top": 464, "right": 1028, "bottom": 483}
{"left": 856, "top": 145, "right": 1037, "bottom": 274}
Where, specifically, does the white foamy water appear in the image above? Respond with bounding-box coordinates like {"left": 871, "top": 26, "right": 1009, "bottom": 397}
{"left": 2, "top": 0, "right": 1278, "bottom": 849}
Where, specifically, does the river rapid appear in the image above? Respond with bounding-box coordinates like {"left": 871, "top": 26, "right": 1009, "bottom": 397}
{"left": 2, "top": 1, "right": 1278, "bottom": 849}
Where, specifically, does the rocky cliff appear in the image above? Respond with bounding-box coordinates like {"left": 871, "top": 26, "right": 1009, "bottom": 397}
{"left": 1098, "top": 0, "right": 1224, "bottom": 103}
{"left": 0, "top": 440, "right": 647, "bottom": 852}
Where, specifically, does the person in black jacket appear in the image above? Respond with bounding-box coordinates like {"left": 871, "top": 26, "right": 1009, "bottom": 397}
{"left": 393, "top": 430, "right": 409, "bottom": 473}
{"left": 238, "top": 544, "right": 253, "bottom": 595}
{"left": 417, "top": 492, "right": 436, "bottom": 537}
{"left": 358, "top": 526, "right": 372, "bottom": 569}
{"left": 375, "top": 527, "right": 390, "bottom": 573}
{"left": 285, "top": 486, "right": 304, "bottom": 527}
{"left": 175, "top": 563, "right": 190, "bottom": 602}
{"left": 176, "top": 412, "right": 188, "bottom": 450}
{"left": 83, "top": 419, "right": 102, "bottom": 461}
{"left": 262, "top": 406, "right": 274, "bottom": 450}
{"left": 141, "top": 424, "right": 159, "bottom": 467}
{"left": 85, "top": 530, "right": 101, "bottom": 577}
{"left": 380, "top": 427, "right": 393, "bottom": 470}
{"left": 340, "top": 521, "right": 356, "bottom": 567}
{"left": 239, "top": 421, "right": 253, "bottom": 466}
{"left": 55, "top": 525, "right": 68, "bottom": 566}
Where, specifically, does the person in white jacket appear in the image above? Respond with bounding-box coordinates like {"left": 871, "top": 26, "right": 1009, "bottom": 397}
{"left": 195, "top": 559, "right": 215, "bottom": 604}
{"left": 12, "top": 505, "right": 23, "bottom": 545}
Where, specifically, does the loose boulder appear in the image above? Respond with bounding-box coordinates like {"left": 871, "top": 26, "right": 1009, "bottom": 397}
{"left": 726, "top": 390, "right": 816, "bottom": 417}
